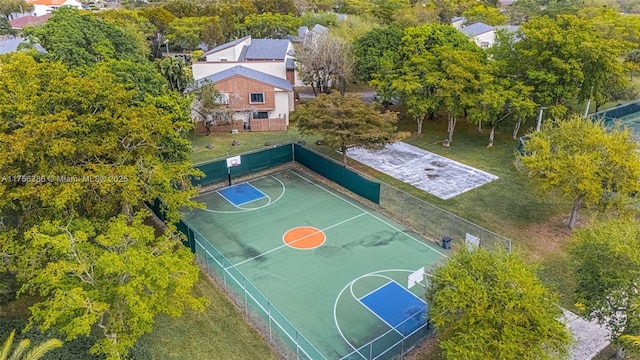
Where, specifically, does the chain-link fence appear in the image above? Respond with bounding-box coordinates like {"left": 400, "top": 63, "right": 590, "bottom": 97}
{"left": 379, "top": 184, "right": 511, "bottom": 252}
{"left": 339, "top": 316, "right": 432, "bottom": 360}
{"left": 187, "top": 221, "right": 326, "bottom": 360}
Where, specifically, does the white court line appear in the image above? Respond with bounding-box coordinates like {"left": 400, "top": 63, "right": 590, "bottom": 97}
{"left": 355, "top": 280, "right": 426, "bottom": 337}
{"left": 357, "top": 279, "right": 427, "bottom": 304}
{"left": 197, "top": 171, "right": 277, "bottom": 197}
{"left": 282, "top": 226, "right": 326, "bottom": 250}
{"left": 232, "top": 194, "right": 267, "bottom": 207}
{"left": 357, "top": 281, "right": 393, "bottom": 301}
{"left": 289, "top": 170, "right": 449, "bottom": 258}
{"left": 217, "top": 183, "right": 266, "bottom": 207}
{"left": 335, "top": 270, "right": 415, "bottom": 359}
{"left": 192, "top": 237, "right": 325, "bottom": 360}
{"left": 225, "top": 212, "right": 367, "bottom": 270}
{"left": 197, "top": 175, "right": 286, "bottom": 214}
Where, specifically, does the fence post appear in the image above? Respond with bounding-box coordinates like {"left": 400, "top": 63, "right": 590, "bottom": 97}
{"left": 243, "top": 276, "right": 248, "bottom": 315}
{"left": 223, "top": 266, "right": 227, "bottom": 290}
{"left": 401, "top": 191, "right": 406, "bottom": 223}
{"left": 450, "top": 215, "right": 455, "bottom": 239}
{"left": 424, "top": 202, "right": 428, "bottom": 235}
{"left": 268, "top": 302, "right": 272, "bottom": 341}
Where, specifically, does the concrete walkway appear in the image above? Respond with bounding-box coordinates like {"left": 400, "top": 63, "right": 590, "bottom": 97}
{"left": 563, "top": 309, "right": 610, "bottom": 359}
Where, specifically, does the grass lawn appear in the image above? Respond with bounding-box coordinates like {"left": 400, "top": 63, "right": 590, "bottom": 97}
{"left": 133, "top": 273, "right": 279, "bottom": 360}
{"left": 189, "top": 126, "right": 318, "bottom": 165}
{"left": 0, "top": 271, "right": 279, "bottom": 360}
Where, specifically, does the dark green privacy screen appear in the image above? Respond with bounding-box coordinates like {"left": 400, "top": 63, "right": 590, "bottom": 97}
{"left": 191, "top": 143, "right": 380, "bottom": 203}
{"left": 193, "top": 160, "right": 227, "bottom": 186}
{"left": 192, "top": 144, "right": 293, "bottom": 187}
{"left": 294, "top": 144, "right": 380, "bottom": 204}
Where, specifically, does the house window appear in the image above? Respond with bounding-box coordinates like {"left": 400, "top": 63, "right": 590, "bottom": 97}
{"left": 253, "top": 111, "right": 268, "bottom": 119}
{"left": 480, "top": 42, "right": 490, "bottom": 49}
{"left": 249, "top": 93, "right": 265, "bottom": 104}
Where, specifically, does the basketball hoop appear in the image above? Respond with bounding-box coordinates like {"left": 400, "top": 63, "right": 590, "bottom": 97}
{"left": 226, "top": 155, "right": 241, "bottom": 186}
{"left": 226, "top": 155, "right": 241, "bottom": 168}
{"left": 408, "top": 267, "right": 427, "bottom": 289}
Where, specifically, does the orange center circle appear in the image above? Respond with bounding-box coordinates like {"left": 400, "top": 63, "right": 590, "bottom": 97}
{"left": 283, "top": 226, "right": 326, "bottom": 249}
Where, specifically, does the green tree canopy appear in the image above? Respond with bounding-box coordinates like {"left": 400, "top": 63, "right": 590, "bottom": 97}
{"left": 0, "top": 16, "right": 13, "bottom": 36}
{"left": 569, "top": 218, "right": 640, "bottom": 358}
{"left": 24, "top": 7, "right": 147, "bottom": 67}
{"left": 163, "top": 0, "right": 201, "bottom": 18}
{"left": 0, "top": 52, "right": 203, "bottom": 358}
{"left": 432, "top": 0, "right": 477, "bottom": 24}
{"left": 512, "top": 15, "right": 625, "bottom": 112}
{"left": 625, "top": 49, "right": 640, "bottom": 79}
{"left": 167, "top": 16, "right": 211, "bottom": 51}
{"left": 391, "top": 3, "right": 439, "bottom": 29}
{"left": 253, "top": 0, "right": 296, "bottom": 14}
{"left": 462, "top": 4, "right": 507, "bottom": 26}
{"left": 155, "top": 56, "right": 193, "bottom": 93}
{"left": 427, "top": 248, "right": 571, "bottom": 360}
{"left": 0, "top": 0, "right": 33, "bottom": 19}
{"left": 138, "top": 6, "right": 177, "bottom": 58}
{"left": 519, "top": 115, "right": 640, "bottom": 229}
{"left": 432, "top": 46, "right": 489, "bottom": 145}
{"left": 19, "top": 211, "right": 206, "bottom": 359}
{"left": 353, "top": 26, "right": 403, "bottom": 82}
{"left": 291, "top": 91, "right": 407, "bottom": 163}
{"left": 0, "top": 53, "right": 198, "bottom": 224}
{"left": 299, "top": 11, "right": 337, "bottom": 29}
{"left": 96, "top": 10, "right": 156, "bottom": 57}
{"left": 389, "top": 24, "right": 480, "bottom": 135}
{"left": 241, "top": 12, "right": 302, "bottom": 39}
{"left": 370, "top": 0, "right": 410, "bottom": 24}
{"left": 201, "top": 0, "right": 256, "bottom": 40}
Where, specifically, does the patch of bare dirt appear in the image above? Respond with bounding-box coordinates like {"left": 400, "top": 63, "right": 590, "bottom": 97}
{"left": 519, "top": 214, "right": 593, "bottom": 260}
{"left": 405, "top": 334, "right": 441, "bottom": 360}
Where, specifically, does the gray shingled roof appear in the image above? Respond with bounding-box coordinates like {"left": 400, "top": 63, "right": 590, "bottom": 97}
{"left": 311, "top": 24, "right": 328, "bottom": 34}
{"left": 0, "top": 37, "right": 46, "bottom": 55}
{"left": 205, "top": 36, "right": 250, "bottom": 55}
{"left": 451, "top": 16, "right": 465, "bottom": 23}
{"left": 242, "top": 39, "right": 290, "bottom": 60}
{"left": 460, "top": 22, "right": 494, "bottom": 37}
{"left": 298, "top": 26, "right": 309, "bottom": 37}
{"left": 196, "top": 66, "right": 293, "bottom": 91}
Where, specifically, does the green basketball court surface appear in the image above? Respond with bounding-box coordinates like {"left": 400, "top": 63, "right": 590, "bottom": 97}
{"left": 182, "top": 170, "right": 447, "bottom": 359}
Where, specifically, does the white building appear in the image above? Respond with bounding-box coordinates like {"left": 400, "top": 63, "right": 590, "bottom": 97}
{"left": 453, "top": 17, "right": 519, "bottom": 49}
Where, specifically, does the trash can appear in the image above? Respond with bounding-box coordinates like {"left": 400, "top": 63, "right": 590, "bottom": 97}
{"left": 442, "top": 236, "right": 452, "bottom": 250}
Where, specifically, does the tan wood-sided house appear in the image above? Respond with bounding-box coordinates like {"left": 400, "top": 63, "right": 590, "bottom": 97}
{"left": 192, "top": 36, "right": 299, "bottom": 132}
